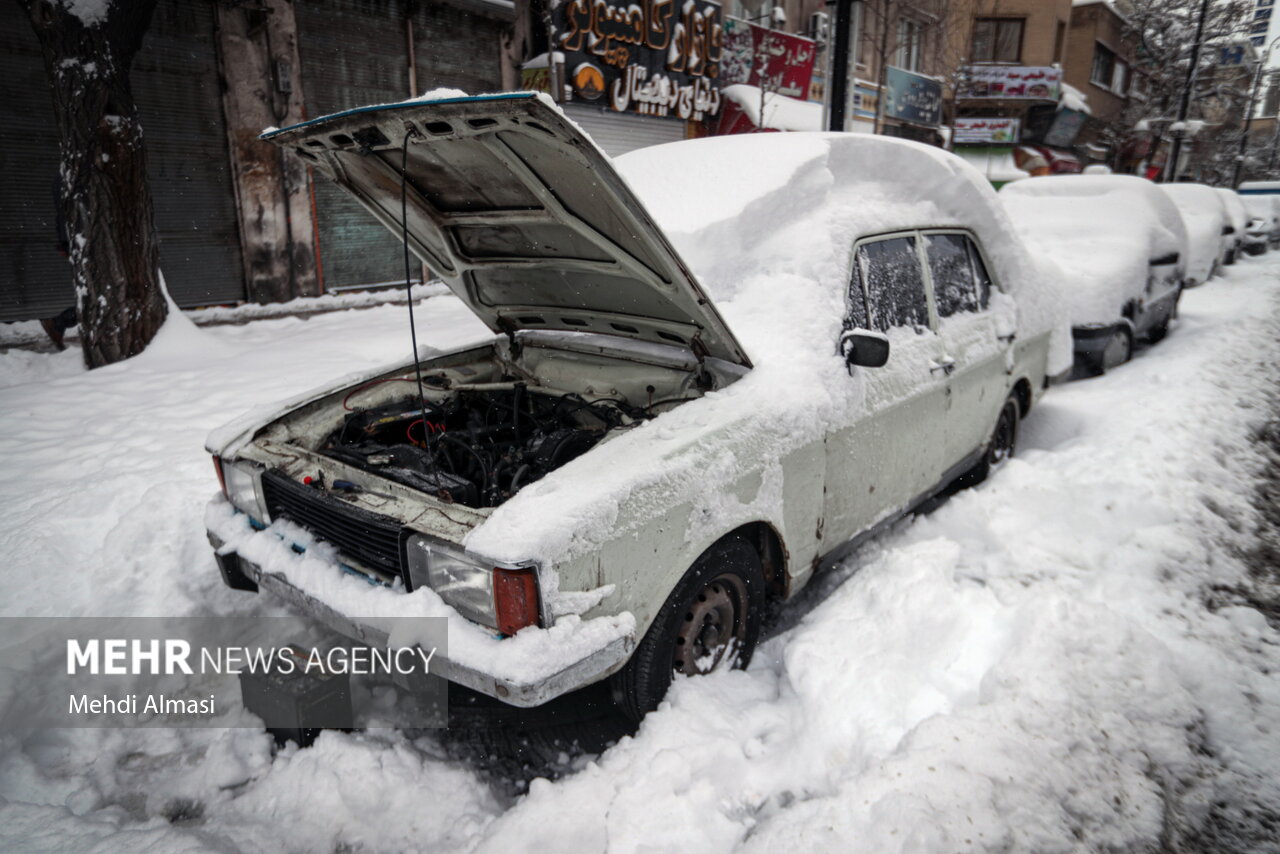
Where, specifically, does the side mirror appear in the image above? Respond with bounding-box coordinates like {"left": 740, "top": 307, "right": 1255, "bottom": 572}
{"left": 1149, "top": 251, "right": 1180, "bottom": 266}
{"left": 839, "top": 330, "right": 890, "bottom": 369}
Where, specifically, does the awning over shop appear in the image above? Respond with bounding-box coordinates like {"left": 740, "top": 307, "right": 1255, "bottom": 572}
{"left": 717, "top": 84, "right": 823, "bottom": 135}
{"left": 954, "top": 146, "right": 1031, "bottom": 187}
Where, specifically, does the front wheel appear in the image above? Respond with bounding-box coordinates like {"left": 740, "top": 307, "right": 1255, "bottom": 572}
{"left": 611, "top": 536, "right": 765, "bottom": 722}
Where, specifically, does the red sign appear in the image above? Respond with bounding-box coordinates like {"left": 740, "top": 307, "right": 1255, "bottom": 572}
{"left": 721, "top": 17, "right": 817, "bottom": 102}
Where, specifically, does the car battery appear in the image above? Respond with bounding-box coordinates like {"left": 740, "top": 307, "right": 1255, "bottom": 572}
{"left": 238, "top": 645, "right": 352, "bottom": 747}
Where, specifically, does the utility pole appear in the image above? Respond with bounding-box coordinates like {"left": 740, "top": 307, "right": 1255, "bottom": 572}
{"left": 828, "top": 0, "right": 855, "bottom": 131}
{"left": 1165, "top": 0, "right": 1210, "bottom": 182}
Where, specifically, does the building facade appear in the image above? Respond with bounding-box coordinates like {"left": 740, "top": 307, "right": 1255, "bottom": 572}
{"left": 0, "top": 0, "right": 513, "bottom": 322}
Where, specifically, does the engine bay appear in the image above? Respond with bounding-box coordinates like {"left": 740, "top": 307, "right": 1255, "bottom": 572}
{"left": 321, "top": 381, "right": 653, "bottom": 509}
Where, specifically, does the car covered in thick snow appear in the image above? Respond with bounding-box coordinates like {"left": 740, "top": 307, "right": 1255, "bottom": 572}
{"left": 1159, "top": 183, "right": 1231, "bottom": 286}
{"left": 1239, "top": 180, "right": 1280, "bottom": 253}
{"left": 1000, "top": 174, "right": 1186, "bottom": 374}
{"left": 205, "top": 93, "right": 1067, "bottom": 718}
{"left": 1215, "top": 187, "right": 1247, "bottom": 265}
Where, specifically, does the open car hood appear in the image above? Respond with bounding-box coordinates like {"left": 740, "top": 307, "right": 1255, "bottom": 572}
{"left": 263, "top": 93, "right": 750, "bottom": 368}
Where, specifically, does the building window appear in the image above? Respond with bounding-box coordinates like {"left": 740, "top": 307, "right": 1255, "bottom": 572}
{"left": 897, "top": 17, "right": 924, "bottom": 71}
{"left": 1111, "top": 59, "right": 1129, "bottom": 95}
{"left": 1091, "top": 42, "right": 1116, "bottom": 88}
{"left": 851, "top": 2, "right": 864, "bottom": 68}
{"left": 1053, "top": 21, "right": 1066, "bottom": 64}
{"left": 971, "top": 18, "right": 1024, "bottom": 64}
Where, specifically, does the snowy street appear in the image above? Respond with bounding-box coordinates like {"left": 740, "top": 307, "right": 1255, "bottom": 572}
{"left": 1, "top": 254, "right": 1278, "bottom": 852}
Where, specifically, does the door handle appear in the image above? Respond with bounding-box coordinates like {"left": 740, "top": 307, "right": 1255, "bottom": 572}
{"left": 997, "top": 332, "right": 1017, "bottom": 344}
{"left": 930, "top": 356, "right": 956, "bottom": 375}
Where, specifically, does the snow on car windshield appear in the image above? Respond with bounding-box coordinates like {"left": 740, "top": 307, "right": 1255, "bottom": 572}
{"left": 1159, "top": 183, "right": 1229, "bottom": 284}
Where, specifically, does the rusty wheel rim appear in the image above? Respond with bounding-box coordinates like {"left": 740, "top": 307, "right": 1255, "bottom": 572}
{"left": 673, "top": 573, "right": 747, "bottom": 676}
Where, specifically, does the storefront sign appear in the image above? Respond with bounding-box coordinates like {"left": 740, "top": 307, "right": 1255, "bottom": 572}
{"left": 554, "top": 0, "right": 725, "bottom": 121}
{"left": 954, "top": 117, "right": 1021, "bottom": 144}
{"left": 852, "top": 80, "right": 879, "bottom": 121}
{"left": 961, "top": 66, "right": 1062, "bottom": 100}
{"left": 721, "top": 17, "right": 817, "bottom": 102}
{"left": 1044, "top": 108, "right": 1087, "bottom": 148}
{"left": 884, "top": 66, "right": 942, "bottom": 127}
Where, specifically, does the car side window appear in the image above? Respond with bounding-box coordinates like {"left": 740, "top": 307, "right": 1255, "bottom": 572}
{"left": 925, "top": 233, "right": 980, "bottom": 318}
{"left": 856, "top": 236, "right": 929, "bottom": 332}
{"left": 967, "top": 238, "right": 993, "bottom": 309}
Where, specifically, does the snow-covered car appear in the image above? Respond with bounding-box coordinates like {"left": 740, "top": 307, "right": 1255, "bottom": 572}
{"left": 1000, "top": 174, "right": 1187, "bottom": 374}
{"left": 1215, "top": 187, "right": 1247, "bottom": 265}
{"left": 205, "top": 94, "right": 1065, "bottom": 718}
{"left": 1159, "top": 183, "right": 1230, "bottom": 286}
{"left": 1239, "top": 181, "right": 1280, "bottom": 252}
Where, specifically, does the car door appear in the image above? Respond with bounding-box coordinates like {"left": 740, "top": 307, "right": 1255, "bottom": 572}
{"left": 923, "top": 231, "right": 1012, "bottom": 472}
{"left": 823, "top": 233, "right": 949, "bottom": 545}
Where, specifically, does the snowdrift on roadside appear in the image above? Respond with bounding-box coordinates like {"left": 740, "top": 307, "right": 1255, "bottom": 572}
{"left": 1001, "top": 174, "right": 1188, "bottom": 326}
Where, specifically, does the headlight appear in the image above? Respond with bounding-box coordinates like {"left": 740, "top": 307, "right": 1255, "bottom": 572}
{"left": 404, "top": 535, "right": 541, "bottom": 635}
{"left": 216, "top": 457, "right": 267, "bottom": 522}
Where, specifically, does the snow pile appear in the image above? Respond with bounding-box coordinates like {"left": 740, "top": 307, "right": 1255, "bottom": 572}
{"left": 462, "top": 133, "right": 1071, "bottom": 568}
{"left": 3, "top": 258, "right": 1279, "bottom": 853}
{"left": 1001, "top": 174, "right": 1188, "bottom": 325}
{"left": 1060, "top": 81, "right": 1092, "bottom": 114}
{"left": 720, "top": 84, "right": 824, "bottom": 132}
{"left": 953, "top": 147, "right": 1031, "bottom": 184}
{"left": 1159, "top": 183, "right": 1230, "bottom": 285}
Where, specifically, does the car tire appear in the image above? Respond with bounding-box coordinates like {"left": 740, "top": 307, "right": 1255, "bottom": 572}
{"left": 610, "top": 535, "right": 765, "bottom": 722}
{"left": 1090, "top": 327, "right": 1132, "bottom": 375}
{"left": 1147, "top": 316, "right": 1170, "bottom": 344}
{"left": 956, "top": 395, "right": 1019, "bottom": 488}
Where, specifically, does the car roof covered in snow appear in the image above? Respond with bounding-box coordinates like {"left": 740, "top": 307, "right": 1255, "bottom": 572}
{"left": 613, "top": 132, "right": 1070, "bottom": 371}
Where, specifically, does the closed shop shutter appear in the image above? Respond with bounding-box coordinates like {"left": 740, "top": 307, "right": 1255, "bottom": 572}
{"left": 295, "top": 0, "right": 408, "bottom": 290}
{"left": 0, "top": 0, "right": 244, "bottom": 322}
{"left": 132, "top": 0, "right": 246, "bottom": 309}
{"left": 561, "top": 104, "right": 688, "bottom": 158}
{"left": 0, "top": 1, "right": 66, "bottom": 322}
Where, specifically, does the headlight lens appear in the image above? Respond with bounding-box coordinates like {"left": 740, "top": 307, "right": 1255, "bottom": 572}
{"left": 404, "top": 536, "right": 541, "bottom": 635}
{"left": 222, "top": 460, "right": 266, "bottom": 521}
{"left": 405, "top": 536, "right": 496, "bottom": 628}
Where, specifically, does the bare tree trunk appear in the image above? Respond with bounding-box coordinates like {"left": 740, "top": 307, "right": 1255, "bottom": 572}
{"left": 19, "top": 0, "right": 166, "bottom": 369}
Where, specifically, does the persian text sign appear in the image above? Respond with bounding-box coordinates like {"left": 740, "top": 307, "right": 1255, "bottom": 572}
{"left": 954, "top": 117, "right": 1021, "bottom": 144}
{"left": 884, "top": 66, "right": 942, "bottom": 127}
{"left": 555, "top": 0, "right": 724, "bottom": 120}
{"left": 961, "top": 65, "right": 1062, "bottom": 100}
{"left": 721, "top": 17, "right": 817, "bottom": 101}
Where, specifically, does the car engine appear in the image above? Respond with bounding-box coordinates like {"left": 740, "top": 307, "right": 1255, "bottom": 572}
{"left": 320, "top": 382, "right": 650, "bottom": 508}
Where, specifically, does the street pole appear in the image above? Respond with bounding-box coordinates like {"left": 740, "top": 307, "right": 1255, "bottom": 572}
{"left": 1165, "top": 0, "right": 1210, "bottom": 183}
{"left": 828, "top": 0, "right": 854, "bottom": 131}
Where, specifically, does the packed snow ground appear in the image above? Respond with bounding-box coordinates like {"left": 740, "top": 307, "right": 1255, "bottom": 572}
{"left": 1, "top": 257, "right": 1279, "bottom": 853}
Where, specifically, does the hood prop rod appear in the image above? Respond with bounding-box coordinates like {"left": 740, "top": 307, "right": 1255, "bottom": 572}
{"left": 398, "top": 130, "right": 440, "bottom": 478}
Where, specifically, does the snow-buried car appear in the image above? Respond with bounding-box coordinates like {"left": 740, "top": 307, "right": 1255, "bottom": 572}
{"left": 205, "top": 92, "right": 1068, "bottom": 719}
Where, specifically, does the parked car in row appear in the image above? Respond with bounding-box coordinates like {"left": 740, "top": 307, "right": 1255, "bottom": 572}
{"left": 1239, "top": 180, "right": 1280, "bottom": 253}
{"left": 1159, "top": 183, "right": 1231, "bottom": 286}
{"left": 205, "top": 94, "right": 1065, "bottom": 719}
{"left": 1215, "top": 187, "right": 1247, "bottom": 265}
{"left": 1000, "top": 175, "right": 1186, "bottom": 375}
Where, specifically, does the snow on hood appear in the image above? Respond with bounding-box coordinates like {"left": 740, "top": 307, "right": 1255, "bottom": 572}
{"left": 464, "top": 133, "right": 1072, "bottom": 567}
{"left": 1001, "top": 175, "right": 1188, "bottom": 326}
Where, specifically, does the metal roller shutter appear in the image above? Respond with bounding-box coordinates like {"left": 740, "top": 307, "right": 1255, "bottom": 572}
{"left": 0, "top": 0, "right": 245, "bottom": 323}
{"left": 560, "top": 104, "right": 688, "bottom": 158}
{"left": 132, "top": 0, "right": 246, "bottom": 309}
{"left": 295, "top": 0, "right": 408, "bottom": 290}
{"left": 0, "top": 1, "right": 72, "bottom": 323}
